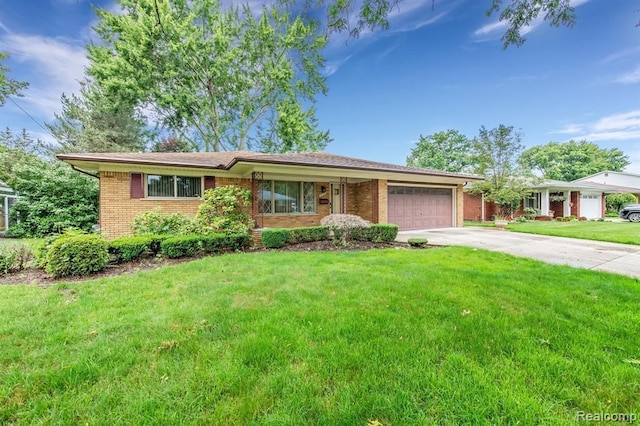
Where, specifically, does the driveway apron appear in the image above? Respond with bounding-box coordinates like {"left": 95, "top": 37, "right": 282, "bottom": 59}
{"left": 397, "top": 227, "right": 640, "bottom": 279}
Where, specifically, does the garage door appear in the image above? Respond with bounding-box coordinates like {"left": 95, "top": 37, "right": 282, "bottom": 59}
{"left": 388, "top": 186, "right": 453, "bottom": 230}
{"left": 580, "top": 193, "right": 602, "bottom": 219}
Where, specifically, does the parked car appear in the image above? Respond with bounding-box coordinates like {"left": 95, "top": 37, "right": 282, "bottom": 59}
{"left": 619, "top": 204, "right": 640, "bottom": 222}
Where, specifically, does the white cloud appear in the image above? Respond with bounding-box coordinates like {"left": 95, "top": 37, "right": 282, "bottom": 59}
{"left": 601, "top": 46, "right": 640, "bottom": 65}
{"left": 554, "top": 110, "right": 640, "bottom": 142}
{"left": 614, "top": 66, "right": 640, "bottom": 84}
{"left": 0, "top": 32, "right": 87, "bottom": 118}
{"left": 551, "top": 123, "right": 586, "bottom": 134}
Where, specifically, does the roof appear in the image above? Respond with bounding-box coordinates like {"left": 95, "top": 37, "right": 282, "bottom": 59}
{"left": 531, "top": 179, "right": 639, "bottom": 193}
{"left": 575, "top": 170, "right": 640, "bottom": 181}
{"left": 0, "top": 179, "right": 14, "bottom": 194}
{"left": 56, "top": 151, "right": 484, "bottom": 181}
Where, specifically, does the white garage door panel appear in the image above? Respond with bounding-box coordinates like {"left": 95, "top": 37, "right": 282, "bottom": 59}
{"left": 580, "top": 193, "right": 602, "bottom": 219}
{"left": 388, "top": 187, "right": 453, "bottom": 230}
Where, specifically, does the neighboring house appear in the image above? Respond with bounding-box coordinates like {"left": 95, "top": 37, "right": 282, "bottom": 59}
{"left": 575, "top": 171, "right": 640, "bottom": 198}
{"left": 57, "top": 151, "right": 483, "bottom": 239}
{"left": 0, "top": 180, "right": 18, "bottom": 234}
{"left": 464, "top": 178, "right": 640, "bottom": 221}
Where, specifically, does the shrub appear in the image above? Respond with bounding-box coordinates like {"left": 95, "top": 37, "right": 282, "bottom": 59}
{"left": 196, "top": 186, "right": 253, "bottom": 234}
{"left": 131, "top": 209, "right": 194, "bottom": 236}
{"left": 160, "top": 235, "right": 203, "bottom": 258}
{"left": 36, "top": 228, "right": 88, "bottom": 269}
{"left": 200, "top": 233, "right": 250, "bottom": 253}
{"left": 351, "top": 224, "right": 398, "bottom": 243}
{"left": 407, "top": 237, "right": 428, "bottom": 248}
{"left": 606, "top": 193, "right": 637, "bottom": 214}
{"left": 287, "top": 226, "right": 330, "bottom": 244}
{"left": 605, "top": 211, "right": 619, "bottom": 218}
{"left": 513, "top": 215, "right": 528, "bottom": 223}
{"left": 108, "top": 235, "right": 161, "bottom": 263}
{"left": 320, "top": 214, "right": 370, "bottom": 245}
{"left": 45, "top": 234, "right": 109, "bottom": 277}
{"left": 0, "top": 244, "right": 32, "bottom": 275}
{"left": 6, "top": 160, "right": 98, "bottom": 237}
{"left": 262, "top": 229, "right": 289, "bottom": 248}
{"left": 522, "top": 207, "right": 537, "bottom": 220}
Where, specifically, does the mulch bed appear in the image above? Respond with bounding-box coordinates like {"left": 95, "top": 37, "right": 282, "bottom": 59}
{"left": 0, "top": 240, "right": 419, "bottom": 286}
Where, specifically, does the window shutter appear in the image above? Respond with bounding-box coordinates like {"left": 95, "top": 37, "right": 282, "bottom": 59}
{"left": 130, "top": 173, "right": 144, "bottom": 199}
{"left": 204, "top": 176, "right": 216, "bottom": 190}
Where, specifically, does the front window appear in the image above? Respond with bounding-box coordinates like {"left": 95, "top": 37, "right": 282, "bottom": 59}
{"left": 524, "top": 192, "right": 541, "bottom": 211}
{"left": 147, "top": 175, "right": 202, "bottom": 198}
{"left": 258, "top": 180, "right": 316, "bottom": 214}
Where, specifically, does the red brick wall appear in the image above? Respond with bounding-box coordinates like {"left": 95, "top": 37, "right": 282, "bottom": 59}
{"left": 464, "top": 193, "right": 483, "bottom": 222}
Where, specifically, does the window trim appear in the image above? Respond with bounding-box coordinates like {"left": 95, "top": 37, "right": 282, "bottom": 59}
{"left": 145, "top": 174, "right": 204, "bottom": 199}
{"left": 258, "top": 180, "right": 317, "bottom": 215}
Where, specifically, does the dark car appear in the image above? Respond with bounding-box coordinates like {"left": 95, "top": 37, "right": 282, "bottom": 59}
{"left": 619, "top": 204, "right": 640, "bottom": 222}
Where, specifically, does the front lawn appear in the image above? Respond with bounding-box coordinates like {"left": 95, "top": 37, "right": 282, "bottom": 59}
{"left": 1, "top": 248, "right": 639, "bottom": 424}
{"left": 507, "top": 220, "right": 640, "bottom": 245}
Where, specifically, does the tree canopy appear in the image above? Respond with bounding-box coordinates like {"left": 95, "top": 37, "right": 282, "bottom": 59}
{"left": 47, "top": 81, "right": 151, "bottom": 153}
{"left": 0, "top": 52, "right": 28, "bottom": 107}
{"left": 519, "top": 140, "right": 630, "bottom": 181}
{"left": 406, "top": 130, "right": 474, "bottom": 173}
{"left": 317, "top": 0, "right": 577, "bottom": 48}
{"left": 469, "top": 125, "right": 532, "bottom": 216}
{"left": 88, "top": 0, "right": 330, "bottom": 153}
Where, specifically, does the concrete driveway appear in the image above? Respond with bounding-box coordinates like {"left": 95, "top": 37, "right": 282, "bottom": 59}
{"left": 397, "top": 227, "right": 640, "bottom": 279}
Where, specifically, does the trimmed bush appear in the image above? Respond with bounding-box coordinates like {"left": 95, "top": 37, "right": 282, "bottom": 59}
{"left": 262, "top": 229, "right": 289, "bottom": 249}
{"left": 0, "top": 249, "right": 16, "bottom": 275}
{"left": 45, "top": 234, "right": 109, "bottom": 277}
{"left": 200, "top": 233, "right": 250, "bottom": 253}
{"left": 287, "top": 226, "right": 329, "bottom": 244}
{"left": 352, "top": 224, "right": 398, "bottom": 243}
{"left": 160, "top": 235, "right": 203, "bottom": 258}
{"left": 109, "top": 236, "right": 155, "bottom": 263}
{"left": 408, "top": 237, "right": 428, "bottom": 248}
{"left": 36, "top": 229, "right": 89, "bottom": 269}
{"left": 320, "top": 214, "right": 370, "bottom": 244}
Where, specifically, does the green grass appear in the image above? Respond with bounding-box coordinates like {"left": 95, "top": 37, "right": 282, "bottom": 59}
{"left": 464, "top": 220, "right": 497, "bottom": 228}
{"left": 0, "top": 237, "right": 44, "bottom": 250}
{"left": 1, "top": 248, "right": 639, "bottom": 424}
{"left": 508, "top": 220, "right": 640, "bottom": 245}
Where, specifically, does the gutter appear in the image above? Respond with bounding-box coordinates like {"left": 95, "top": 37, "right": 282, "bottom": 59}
{"left": 71, "top": 165, "right": 100, "bottom": 179}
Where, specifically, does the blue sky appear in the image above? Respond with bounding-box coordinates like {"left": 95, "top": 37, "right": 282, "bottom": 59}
{"left": 1, "top": 0, "right": 639, "bottom": 173}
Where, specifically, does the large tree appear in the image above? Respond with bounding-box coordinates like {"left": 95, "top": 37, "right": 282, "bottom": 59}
{"left": 470, "top": 125, "right": 531, "bottom": 216}
{"left": 406, "top": 130, "right": 474, "bottom": 173}
{"left": 519, "top": 140, "right": 630, "bottom": 181}
{"left": 0, "top": 52, "right": 28, "bottom": 107}
{"left": 317, "top": 0, "right": 577, "bottom": 48}
{"left": 47, "top": 81, "right": 151, "bottom": 153}
{"left": 88, "top": 0, "right": 330, "bottom": 153}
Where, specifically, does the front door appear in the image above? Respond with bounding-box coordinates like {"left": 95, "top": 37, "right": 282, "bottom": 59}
{"left": 330, "top": 183, "right": 341, "bottom": 214}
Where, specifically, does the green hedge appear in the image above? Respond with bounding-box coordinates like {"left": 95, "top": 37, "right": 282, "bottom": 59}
{"left": 287, "top": 226, "right": 330, "bottom": 244}
{"left": 261, "top": 229, "right": 289, "bottom": 248}
{"left": 160, "top": 235, "right": 203, "bottom": 258}
{"left": 261, "top": 226, "right": 329, "bottom": 248}
{"left": 351, "top": 224, "right": 398, "bottom": 243}
{"left": 108, "top": 235, "right": 169, "bottom": 263}
{"left": 200, "top": 233, "right": 250, "bottom": 253}
{"left": 161, "top": 233, "right": 250, "bottom": 258}
{"left": 45, "top": 234, "right": 109, "bottom": 278}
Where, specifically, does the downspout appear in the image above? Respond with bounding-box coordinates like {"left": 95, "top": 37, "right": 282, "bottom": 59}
{"left": 481, "top": 193, "right": 485, "bottom": 223}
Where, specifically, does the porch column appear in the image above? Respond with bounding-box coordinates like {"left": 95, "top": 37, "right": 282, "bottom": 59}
{"left": 563, "top": 191, "right": 571, "bottom": 217}
{"left": 541, "top": 189, "right": 550, "bottom": 216}
{"left": 3, "top": 196, "right": 7, "bottom": 231}
{"left": 340, "top": 177, "right": 347, "bottom": 214}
